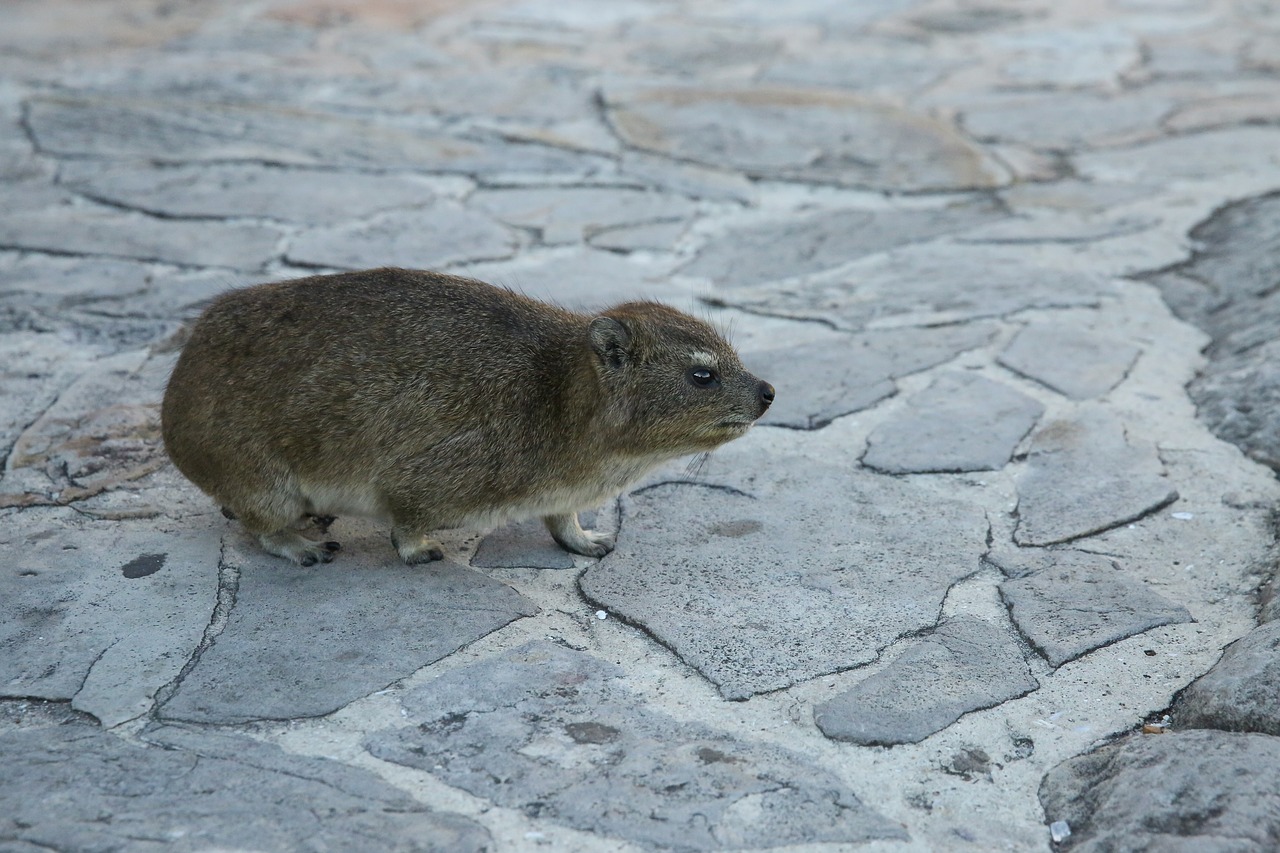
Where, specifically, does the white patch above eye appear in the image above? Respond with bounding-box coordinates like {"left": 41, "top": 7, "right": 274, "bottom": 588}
{"left": 690, "top": 350, "right": 719, "bottom": 368}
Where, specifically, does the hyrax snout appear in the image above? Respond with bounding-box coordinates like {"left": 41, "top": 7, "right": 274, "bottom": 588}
{"left": 161, "top": 268, "right": 774, "bottom": 566}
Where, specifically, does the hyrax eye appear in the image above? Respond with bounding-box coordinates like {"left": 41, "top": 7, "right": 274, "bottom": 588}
{"left": 687, "top": 367, "right": 721, "bottom": 389}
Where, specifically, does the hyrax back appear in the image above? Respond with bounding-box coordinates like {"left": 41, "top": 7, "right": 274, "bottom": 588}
{"left": 161, "top": 268, "right": 774, "bottom": 565}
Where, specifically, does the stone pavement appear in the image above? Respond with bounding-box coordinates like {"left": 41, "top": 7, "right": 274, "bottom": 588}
{"left": 2, "top": 0, "right": 1280, "bottom": 850}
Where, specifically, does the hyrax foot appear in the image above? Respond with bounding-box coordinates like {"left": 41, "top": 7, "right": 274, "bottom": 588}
{"left": 544, "top": 512, "right": 616, "bottom": 558}
{"left": 391, "top": 529, "right": 445, "bottom": 565}
{"left": 259, "top": 529, "right": 342, "bottom": 566}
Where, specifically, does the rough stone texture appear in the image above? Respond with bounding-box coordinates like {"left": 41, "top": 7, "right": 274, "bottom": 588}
{"left": 458, "top": 248, "right": 685, "bottom": 311}
{"left": 286, "top": 202, "right": 517, "bottom": 270}
{"left": 862, "top": 372, "right": 1044, "bottom": 473}
{"left": 588, "top": 219, "right": 688, "bottom": 252}
{"left": 0, "top": 511, "right": 218, "bottom": 727}
{"left": 746, "top": 324, "right": 997, "bottom": 430}
{"left": 60, "top": 161, "right": 439, "bottom": 224}
{"left": 682, "top": 199, "right": 1005, "bottom": 290}
{"left": 1014, "top": 407, "right": 1179, "bottom": 546}
{"left": 367, "top": 641, "right": 906, "bottom": 850}
{"left": 1040, "top": 730, "right": 1280, "bottom": 852}
{"left": 1077, "top": 126, "right": 1280, "bottom": 185}
{"left": 814, "top": 617, "right": 1038, "bottom": 745}
{"left": 160, "top": 529, "right": 537, "bottom": 724}
{"left": 604, "top": 84, "right": 1007, "bottom": 192}
{"left": 1174, "top": 619, "right": 1280, "bottom": 735}
{"left": 719, "top": 242, "right": 1116, "bottom": 331}
{"left": 0, "top": 720, "right": 491, "bottom": 851}
{"left": 0, "top": 205, "right": 282, "bottom": 270}
{"left": 25, "top": 94, "right": 599, "bottom": 178}
{"left": 469, "top": 186, "right": 696, "bottom": 245}
{"left": 1144, "top": 193, "right": 1280, "bottom": 470}
{"left": 580, "top": 446, "right": 990, "bottom": 698}
{"left": 994, "top": 549, "right": 1193, "bottom": 668}
{"left": 961, "top": 91, "right": 1169, "bottom": 149}
{"left": 998, "top": 322, "right": 1142, "bottom": 400}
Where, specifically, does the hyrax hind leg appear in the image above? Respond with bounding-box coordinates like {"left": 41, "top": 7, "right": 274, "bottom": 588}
{"left": 544, "top": 512, "right": 615, "bottom": 558}
{"left": 225, "top": 493, "right": 341, "bottom": 567}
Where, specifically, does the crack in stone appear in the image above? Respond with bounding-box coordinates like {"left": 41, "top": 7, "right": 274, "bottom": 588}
{"left": 151, "top": 538, "right": 238, "bottom": 714}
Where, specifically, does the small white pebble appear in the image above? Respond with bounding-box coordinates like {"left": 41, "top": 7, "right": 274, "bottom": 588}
{"left": 596, "top": 610, "right": 607, "bottom": 620}
{"left": 524, "top": 832, "right": 545, "bottom": 841}
{"left": 1171, "top": 511, "right": 1194, "bottom": 520}
{"left": 1050, "top": 820, "right": 1071, "bottom": 843}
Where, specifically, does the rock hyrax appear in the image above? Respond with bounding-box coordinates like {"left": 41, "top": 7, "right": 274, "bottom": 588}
{"left": 162, "top": 268, "right": 774, "bottom": 566}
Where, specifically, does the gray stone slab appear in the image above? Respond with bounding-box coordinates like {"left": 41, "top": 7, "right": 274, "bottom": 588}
{"left": 0, "top": 510, "right": 218, "bottom": 727}
{"left": 991, "top": 26, "right": 1141, "bottom": 87}
{"left": 955, "top": 212, "right": 1159, "bottom": 245}
{"left": 1014, "top": 408, "right": 1179, "bottom": 546}
{"left": 159, "top": 529, "right": 537, "bottom": 724}
{"left": 1144, "top": 193, "right": 1280, "bottom": 470}
{"left": 0, "top": 205, "right": 282, "bottom": 270}
{"left": 863, "top": 372, "right": 1044, "bottom": 473}
{"left": 761, "top": 40, "right": 969, "bottom": 96}
{"left": 1040, "top": 730, "right": 1280, "bottom": 852}
{"left": 285, "top": 202, "right": 517, "bottom": 270}
{"left": 604, "top": 84, "right": 1007, "bottom": 192}
{"left": 683, "top": 199, "right": 1005, "bottom": 290}
{"left": 366, "top": 641, "right": 906, "bottom": 849}
{"left": 814, "top": 617, "right": 1038, "bottom": 745}
{"left": 579, "top": 447, "right": 990, "bottom": 698}
{"left": 720, "top": 242, "right": 1116, "bottom": 331}
{"left": 999, "top": 323, "right": 1142, "bottom": 400}
{"left": 458, "top": 248, "right": 686, "bottom": 311}
{"left": 1174, "top": 619, "right": 1280, "bottom": 734}
{"left": 468, "top": 186, "right": 695, "bottom": 245}
{"left": 588, "top": 219, "right": 689, "bottom": 252}
{"left": 25, "top": 94, "right": 600, "bottom": 178}
{"left": 995, "top": 549, "right": 1192, "bottom": 667}
{"left": 961, "top": 91, "right": 1170, "bottom": 149}
{"left": 746, "top": 325, "right": 997, "bottom": 430}
{"left": 61, "top": 161, "right": 439, "bottom": 225}
{"left": 618, "top": 150, "right": 756, "bottom": 203}
{"left": 1077, "top": 126, "right": 1280, "bottom": 184}
{"left": 0, "top": 720, "right": 490, "bottom": 851}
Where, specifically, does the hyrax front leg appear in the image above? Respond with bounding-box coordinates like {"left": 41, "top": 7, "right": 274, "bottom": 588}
{"left": 544, "top": 512, "right": 615, "bottom": 558}
{"left": 391, "top": 526, "right": 446, "bottom": 565}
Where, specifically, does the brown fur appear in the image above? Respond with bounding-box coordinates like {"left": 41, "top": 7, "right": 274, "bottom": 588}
{"left": 161, "top": 268, "right": 773, "bottom": 565}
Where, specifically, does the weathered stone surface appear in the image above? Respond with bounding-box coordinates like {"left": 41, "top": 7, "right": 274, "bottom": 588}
{"left": 61, "top": 161, "right": 438, "bottom": 224}
{"left": 683, "top": 199, "right": 1005, "bottom": 290}
{"left": 468, "top": 186, "right": 695, "bottom": 245}
{"left": 995, "top": 549, "right": 1193, "bottom": 667}
{"left": 1040, "top": 730, "right": 1280, "bottom": 852}
{"left": 1014, "top": 408, "right": 1179, "bottom": 546}
{"left": 955, "top": 212, "right": 1157, "bottom": 245}
{"left": 159, "top": 530, "right": 537, "bottom": 724}
{"left": 814, "top": 617, "right": 1038, "bottom": 745}
{"left": 999, "top": 323, "right": 1141, "bottom": 400}
{"left": 1174, "top": 619, "right": 1280, "bottom": 734}
{"left": 863, "top": 372, "right": 1043, "bottom": 473}
{"left": 961, "top": 91, "right": 1168, "bottom": 149}
{"left": 1144, "top": 193, "right": 1280, "bottom": 470}
{"left": 579, "top": 446, "right": 990, "bottom": 698}
{"left": 0, "top": 720, "right": 491, "bottom": 851}
{"left": 761, "top": 40, "right": 968, "bottom": 96}
{"left": 1164, "top": 92, "right": 1280, "bottom": 134}
{"left": 0, "top": 205, "right": 281, "bottom": 270}
{"left": 26, "top": 95, "right": 599, "bottom": 178}
{"left": 746, "top": 325, "right": 997, "bottom": 430}
{"left": 721, "top": 242, "right": 1115, "bottom": 330}
{"left": 286, "top": 202, "right": 516, "bottom": 270}
{"left": 366, "top": 641, "right": 906, "bottom": 849}
{"left": 991, "top": 26, "right": 1141, "bottom": 87}
{"left": 604, "top": 84, "right": 1008, "bottom": 192}
{"left": 458, "top": 248, "right": 685, "bottom": 311}
{"left": 588, "top": 219, "right": 688, "bottom": 252}
{"left": 0, "top": 510, "right": 218, "bottom": 727}
{"left": 618, "top": 150, "right": 756, "bottom": 203}
{"left": 1077, "top": 126, "right": 1280, "bottom": 184}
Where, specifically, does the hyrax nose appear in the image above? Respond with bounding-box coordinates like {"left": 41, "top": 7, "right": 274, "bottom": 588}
{"left": 758, "top": 380, "right": 775, "bottom": 410}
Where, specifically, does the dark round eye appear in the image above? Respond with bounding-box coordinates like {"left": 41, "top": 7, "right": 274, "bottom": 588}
{"left": 687, "top": 367, "right": 720, "bottom": 388}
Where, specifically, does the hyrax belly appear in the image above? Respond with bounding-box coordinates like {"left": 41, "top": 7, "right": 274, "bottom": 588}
{"left": 161, "top": 267, "right": 774, "bottom": 566}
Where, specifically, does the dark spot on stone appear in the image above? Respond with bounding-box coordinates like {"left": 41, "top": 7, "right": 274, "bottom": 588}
{"left": 563, "top": 721, "right": 621, "bottom": 744}
{"left": 943, "top": 747, "right": 991, "bottom": 780}
{"left": 707, "top": 519, "right": 762, "bottom": 537}
{"left": 420, "top": 711, "right": 468, "bottom": 734}
{"left": 696, "top": 746, "right": 740, "bottom": 764}
{"left": 1144, "top": 649, "right": 1157, "bottom": 656}
{"left": 1009, "top": 737, "right": 1035, "bottom": 761}
{"left": 121, "top": 553, "right": 166, "bottom": 579}
{"left": 19, "top": 570, "right": 37, "bottom": 577}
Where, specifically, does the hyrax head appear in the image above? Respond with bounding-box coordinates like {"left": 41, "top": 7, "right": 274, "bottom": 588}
{"left": 587, "top": 301, "right": 774, "bottom": 455}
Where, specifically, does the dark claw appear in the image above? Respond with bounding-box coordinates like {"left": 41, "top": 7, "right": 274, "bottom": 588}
{"left": 300, "top": 554, "right": 318, "bottom": 567}
{"left": 323, "top": 541, "right": 341, "bottom": 552}
{"left": 221, "top": 506, "right": 238, "bottom": 520}
{"left": 427, "top": 546, "right": 444, "bottom": 561}
{"left": 319, "top": 551, "right": 336, "bottom": 564}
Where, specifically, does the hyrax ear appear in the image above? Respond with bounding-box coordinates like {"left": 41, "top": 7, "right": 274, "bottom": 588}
{"left": 588, "top": 316, "right": 631, "bottom": 371}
